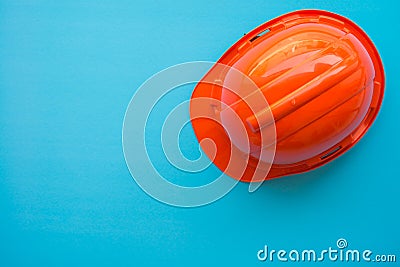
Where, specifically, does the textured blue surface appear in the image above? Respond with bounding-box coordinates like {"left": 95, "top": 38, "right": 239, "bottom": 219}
{"left": 1, "top": 1, "right": 399, "bottom": 266}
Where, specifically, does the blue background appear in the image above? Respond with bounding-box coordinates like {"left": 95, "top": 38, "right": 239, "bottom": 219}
{"left": 1, "top": 1, "right": 399, "bottom": 266}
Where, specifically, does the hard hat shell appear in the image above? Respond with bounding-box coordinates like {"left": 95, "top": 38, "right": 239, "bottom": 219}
{"left": 190, "top": 10, "right": 384, "bottom": 181}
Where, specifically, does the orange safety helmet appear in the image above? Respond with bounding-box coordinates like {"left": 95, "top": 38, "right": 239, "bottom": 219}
{"left": 190, "top": 10, "right": 384, "bottom": 181}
